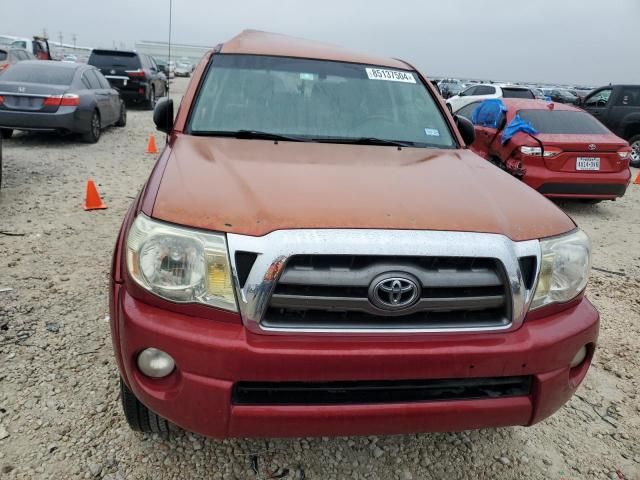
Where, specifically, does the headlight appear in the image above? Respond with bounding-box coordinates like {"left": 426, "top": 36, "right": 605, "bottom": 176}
{"left": 126, "top": 214, "right": 237, "bottom": 312}
{"left": 530, "top": 229, "right": 591, "bottom": 310}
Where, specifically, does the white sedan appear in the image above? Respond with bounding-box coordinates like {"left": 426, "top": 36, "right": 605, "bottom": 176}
{"left": 447, "top": 84, "right": 535, "bottom": 113}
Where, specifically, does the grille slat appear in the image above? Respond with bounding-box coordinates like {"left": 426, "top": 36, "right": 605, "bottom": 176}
{"left": 233, "top": 376, "right": 532, "bottom": 405}
{"left": 263, "top": 255, "right": 512, "bottom": 331}
{"left": 279, "top": 265, "right": 502, "bottom": 288}
{"left": 270, "top": 294, "right": 506, "bottom": 314}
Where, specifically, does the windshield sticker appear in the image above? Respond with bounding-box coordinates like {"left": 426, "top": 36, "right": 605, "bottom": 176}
{"left": 299, "top": 73, "right": 315, "bottom": 81}
{"left": 366, "top": 68, "right": 416, "bottom": 84}
{"left": 424, "top": 128, "right": 440, "bottom": 137}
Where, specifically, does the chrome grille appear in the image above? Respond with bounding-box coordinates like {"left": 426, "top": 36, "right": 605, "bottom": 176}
{"left": 226, "top": 229, "right": 541, "bottom": 335}
{"left": 263, "top": 255, "right": 511, "bottom": 330}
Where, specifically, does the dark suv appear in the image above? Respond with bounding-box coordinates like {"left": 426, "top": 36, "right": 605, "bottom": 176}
{"left": 581, "top": 85, "right": 640, "bottom": 167}
{"left": 88, "top": 50, "right": 167, "bottom": 109}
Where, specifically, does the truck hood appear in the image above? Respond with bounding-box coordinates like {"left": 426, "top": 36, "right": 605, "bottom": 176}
{"left": 151, "top": 135, "right": 575, "bottom": 241}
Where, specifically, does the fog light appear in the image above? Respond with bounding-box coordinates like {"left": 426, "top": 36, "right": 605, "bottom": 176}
{"left": 569, "top": 346, "right": 587, "bottom": 368}
{"left": 137, "top": 348, "right": 175, "bottom": 378}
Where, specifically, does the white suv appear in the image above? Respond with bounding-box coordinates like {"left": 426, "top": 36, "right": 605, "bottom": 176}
{"left": 447, "top": 84, "right": 534, "bottom": 113}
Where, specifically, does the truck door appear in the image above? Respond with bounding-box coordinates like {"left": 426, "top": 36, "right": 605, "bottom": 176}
{"left": 606, "top": 86, "right": 640, "bottom": 140}
{"left": 583, "top": 87, "right": 614, "bottom": 132}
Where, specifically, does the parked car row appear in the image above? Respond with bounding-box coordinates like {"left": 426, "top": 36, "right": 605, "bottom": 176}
{"left": 0, "top": 61, "right": 126, "bottom": 143}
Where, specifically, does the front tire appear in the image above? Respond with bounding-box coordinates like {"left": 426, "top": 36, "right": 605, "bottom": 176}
{"left": 1, "top": 128, "right": 13, "bottom": 139}
{"left": 629, "top": 135, "right": 640, "bottom": 168}
{"left": 120, "top": 378, "right": 170, "bottom": 438}
{"left": 82, "top": 111, "right": 101, "bottom": 143}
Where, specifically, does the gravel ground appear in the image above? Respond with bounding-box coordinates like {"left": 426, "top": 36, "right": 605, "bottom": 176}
{"left": 0, "top": 77, "right": 639, "bottom": 480}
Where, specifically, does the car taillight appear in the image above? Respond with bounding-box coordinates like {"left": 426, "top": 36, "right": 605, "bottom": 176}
{"left": 60, "top": 94, "right": 80, "bottom": 106}
{"left": 43, "top": 94, "right": 80, "bottom": 107}
{"left": 125, "top": 69, "right": 145, "bottom": 77}
{"left": 0, "top": 95, "right": 4, "bottom": 105}
{"left": 519, "top": 146, "right": 562, "bottom": 158}
{"left": 617, "top": 148, "right": 631, "bottom": 159}
{"left": 0, "top": 63, "right": 9, "bottom": 72}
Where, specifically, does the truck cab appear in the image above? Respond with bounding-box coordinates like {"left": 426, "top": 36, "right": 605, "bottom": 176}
{"left": 582, "top": 85, "right": 640, "bottom": 166}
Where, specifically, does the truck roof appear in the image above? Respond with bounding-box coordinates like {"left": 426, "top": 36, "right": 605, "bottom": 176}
{"left": 219, "top": 30, "right": 411, "bottom": 70}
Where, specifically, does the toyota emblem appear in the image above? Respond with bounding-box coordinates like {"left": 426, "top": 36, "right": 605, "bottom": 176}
{"left": 588, "top": 144, "right": 597, "bottom": 151}
{"left": 369, "top": 273, "right": 420, "bottom": 311}
{"left": 18, "top": 86, "right": 26, "bottom": 93}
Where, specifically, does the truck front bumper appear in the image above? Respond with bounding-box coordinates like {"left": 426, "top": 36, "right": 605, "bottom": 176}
{"left": 111, "top": 284, "right": 599, "bottom": 438}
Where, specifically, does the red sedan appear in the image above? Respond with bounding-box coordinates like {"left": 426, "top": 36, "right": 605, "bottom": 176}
{"left": 457, "top": 99, "right": 632, "bottom": 200}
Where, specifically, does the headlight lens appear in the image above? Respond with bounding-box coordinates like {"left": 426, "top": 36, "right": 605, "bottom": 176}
{"left": 531, "top": 229, "right": 591, "bottom": 310}
{"left": 126, "top": 214, "right": 237, "bottom": 312}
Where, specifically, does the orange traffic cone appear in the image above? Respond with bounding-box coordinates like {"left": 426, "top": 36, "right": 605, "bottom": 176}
{"left": 635, "top": 172, "right": 640, "bottom": 185}
{"left": 146, "top": 134, "right": 158, "bottom": 154}
{"left": 84, "top": 179, "right": 107, "bottom": 211}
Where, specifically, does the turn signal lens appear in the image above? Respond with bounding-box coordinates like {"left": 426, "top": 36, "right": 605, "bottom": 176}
{"left": 125, "top": 69, "right": 145, "bottom": 77}
{"left": 43, "top": 94, "right": 80, "bottom": 107}
{"left": 617, "top": 149, "right": 631, "bottom": 159}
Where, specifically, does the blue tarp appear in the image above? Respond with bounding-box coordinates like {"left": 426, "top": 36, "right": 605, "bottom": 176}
{"left": 501, "top": 114, "right": 538, "bottom": 144}
{"left": 470, "top": 99, "right": 507, "bottom": 129}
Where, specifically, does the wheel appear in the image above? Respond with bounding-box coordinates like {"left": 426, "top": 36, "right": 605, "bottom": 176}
{"left": 145, "top": 86, "right": 156, "bottom": 110}
{"left": 629, "top": 135, "right": 640, "bottom": 168}
{"left": 1, "top": 128, "right": 13, "bottom": 139}
{"left": 115, "top": 100, "right": 127, "bottom": 127}
{"left": 82, "top": 111, "right": 101, "bottom": 143}
{"left": 120, "top": 378, "right": 170, "bottom": 438}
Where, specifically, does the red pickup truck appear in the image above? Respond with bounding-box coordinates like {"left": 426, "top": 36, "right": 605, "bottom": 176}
{"left": 109, "top": 31, "right": 597, "bottom": 439}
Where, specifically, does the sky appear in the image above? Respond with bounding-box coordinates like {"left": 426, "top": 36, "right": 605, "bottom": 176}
{"left": 2, "top": 0, "right": 639, "bottom": 86}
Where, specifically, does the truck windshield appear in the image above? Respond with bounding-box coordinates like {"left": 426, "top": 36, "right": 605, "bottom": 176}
{"left": 518, "top": 110, "right": 610, "bottom": 134}
{"left": 189, "top": 54, "right": 455, "bottom": 148}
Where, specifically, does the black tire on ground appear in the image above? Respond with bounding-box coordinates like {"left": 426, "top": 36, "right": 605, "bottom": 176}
{"left": 115, "top": 100, "right": 127, "bottom": 127}
{"left": 145, "top": 86, "right": 156, "bottom": 110}
{"left": 1, "top": 128, "right": 13, "bottom": 139}
{"left": 82, "top": 110, "right": 101, "bottom": 143}
{"left": 120, "top": 378, "right": 170, "bottom": 438}
{"left": 629, "top": 134, "right": 640, "bottom": 168}
{"left": 581, "top": 199, "right": 603, "bottom": 205}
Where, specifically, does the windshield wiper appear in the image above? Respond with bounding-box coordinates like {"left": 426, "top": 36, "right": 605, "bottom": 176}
{"left": 191, "top": 130, "right": 310, "bottom": 142}
{"left": 313, "top": 136, "right": 416, "bottom": 147}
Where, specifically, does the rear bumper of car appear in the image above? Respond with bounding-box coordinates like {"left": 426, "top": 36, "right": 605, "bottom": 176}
{"left": 0, "top": 107, "right": 87, "bottom": 133}
{"left": 111, "top": 283, "right": 599, "bottom": 438}
{"left": 523, "top": 163, "right": 631, "bottom": 199}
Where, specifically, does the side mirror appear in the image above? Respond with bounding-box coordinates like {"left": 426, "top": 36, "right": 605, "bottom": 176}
{"left": 454, "top": 115, "right": 476, "bottom": 146}
{"left": 153, "top": 97, "right": 174, "bottom": 134}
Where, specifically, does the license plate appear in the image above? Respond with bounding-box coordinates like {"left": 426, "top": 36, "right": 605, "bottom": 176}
{"left": 576, "top": 157, "right": 600, "bottom": 171}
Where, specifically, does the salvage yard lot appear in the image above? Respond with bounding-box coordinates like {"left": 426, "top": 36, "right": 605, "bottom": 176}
{"left": 0, "top": 78, "right": 638, "bottom": 480}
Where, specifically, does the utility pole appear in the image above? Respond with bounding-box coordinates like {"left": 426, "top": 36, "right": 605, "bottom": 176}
{"left": 72, "top": 34, "right": 77, "bottom": 52}
{"left": 58, "top": 31, "right": 63, "bottom": 47}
